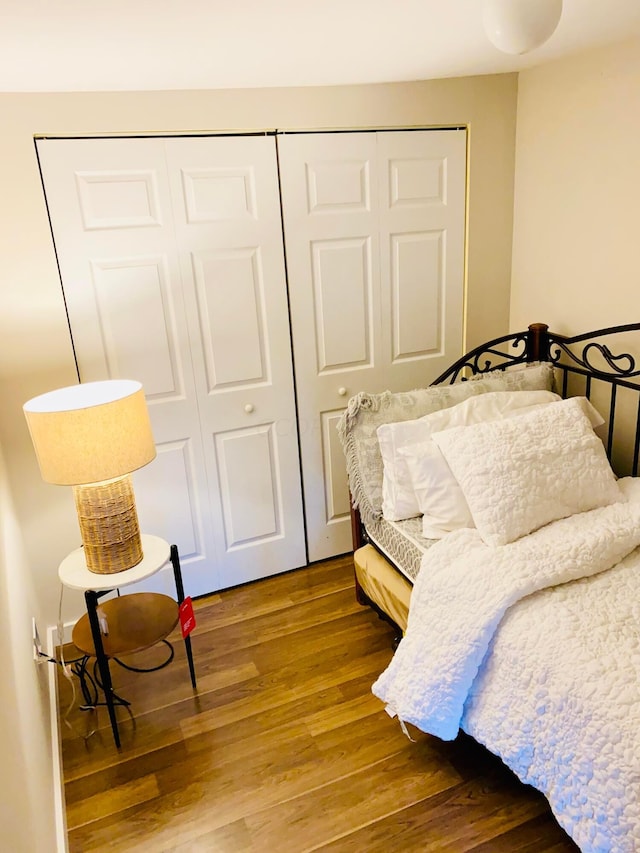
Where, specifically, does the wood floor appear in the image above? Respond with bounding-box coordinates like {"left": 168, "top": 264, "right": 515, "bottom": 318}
{"left": 58, "top": 555, "right": 579, "bottom": 853}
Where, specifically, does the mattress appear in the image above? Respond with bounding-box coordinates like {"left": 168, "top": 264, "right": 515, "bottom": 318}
{"left": 364, "top": 514, "right": 435, "bottom": 583}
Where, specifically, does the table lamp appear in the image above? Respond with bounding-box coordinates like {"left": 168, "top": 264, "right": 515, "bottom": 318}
{"left": 23, "top": 379, "right": 156, "bottom": 574}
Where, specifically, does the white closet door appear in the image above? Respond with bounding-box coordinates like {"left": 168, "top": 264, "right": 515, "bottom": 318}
{"left": 376, "top": 130, "right": 466, "bottom": 389}
{"left": 277, "top": 132, "right": 381, "bottom": 563}
{"left": 37, "top": 136, "right": 306, "bottom": 596}
{"left": 164, "top": 136, "right": 306, "bottom": 589}
{"left": 278, "top": 129, "right": 466, "bottom": 562}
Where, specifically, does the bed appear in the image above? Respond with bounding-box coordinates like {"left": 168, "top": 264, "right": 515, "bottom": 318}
{"left": 337, "top": 322, "right": 640, "bottom": 853}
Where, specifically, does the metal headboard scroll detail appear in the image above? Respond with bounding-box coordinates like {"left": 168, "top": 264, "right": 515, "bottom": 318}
{"left": 544, "top": 324, "right": 640, "bottom": 478}
{"left": 547, "top": 328, "right": 640, "bottom": 381}
{"left": 434, "top": 322, "right": 640, "bottom": 386}
{"left": 432, "top": 332, "right": 530, "bottom": 385}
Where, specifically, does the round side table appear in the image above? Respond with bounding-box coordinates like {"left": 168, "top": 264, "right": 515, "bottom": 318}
{"left": 59, "top": 535, "right": 197, "bottom": 747}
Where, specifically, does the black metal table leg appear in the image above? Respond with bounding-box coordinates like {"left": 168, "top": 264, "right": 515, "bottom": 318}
{"left": 84, "top": 590, "right": 121, "bottom": 748}
{"left": 170, "top": 544, "right": 197, "bottom": 689}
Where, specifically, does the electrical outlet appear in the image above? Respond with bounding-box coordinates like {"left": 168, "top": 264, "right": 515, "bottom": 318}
{"left": 32, "top": 617, "right": 44, "bottom": 663}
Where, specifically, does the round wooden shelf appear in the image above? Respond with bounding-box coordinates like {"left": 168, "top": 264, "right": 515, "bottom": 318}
{"left": 72, "top": 592, "right": 179, "bottom": 659}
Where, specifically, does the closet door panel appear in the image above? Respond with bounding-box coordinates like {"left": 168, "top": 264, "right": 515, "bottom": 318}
{"left": 312, "top": 237, "right": 374, "bottom": 370}
{"left": 378, "top": 130, "right": 466, "bottom": 385}
{"left": 323, "top": 410, "right": 352, "bottom": 520}
{"left": 88, "top": 255, "right": 181, "bottom": 394}
{"left": 165, "top": 136, "right": 306, "bottom": 588}
{"left": 279, "top": 130, "right": 466, "bottom": 562}
{"left": 134, "top": 439, "right": 203, "bottom": 563}
{"left": 37, "top": 138, "right": 220, "bottom": 597}
{"left": 390, "top": 231, "right": 442, "bottom": 355}
{"left": 191, "top": 248, "right": 267, "bottom": 388}
{"left": 215, "top": 425, "right": 282, "bottom": 548}
{"left": 278, "top": 132, "right": 382, "bottom": 562}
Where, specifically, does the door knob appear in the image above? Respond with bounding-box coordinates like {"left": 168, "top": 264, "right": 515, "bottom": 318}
{"left": 338, "top": 387, "right": 347, "bottom": 396}
{"left": 244, "top": 403, "right": 255, "bottom": 414}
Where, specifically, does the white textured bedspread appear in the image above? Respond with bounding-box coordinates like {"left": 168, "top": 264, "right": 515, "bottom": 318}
{"left": 372, "top": 477, "right": 640, "bottom": 852}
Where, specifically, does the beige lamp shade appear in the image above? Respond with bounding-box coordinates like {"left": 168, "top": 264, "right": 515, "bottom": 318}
{"left": 24, "top": 380, "right": 157, "bottom": 573}
{"left": 23, "top": 379, "right": 156, "bottom": 485}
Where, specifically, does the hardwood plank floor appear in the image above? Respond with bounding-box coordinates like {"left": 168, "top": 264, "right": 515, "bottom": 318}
{"left": 57, "top": 555, "right": 579, "bottom": 852}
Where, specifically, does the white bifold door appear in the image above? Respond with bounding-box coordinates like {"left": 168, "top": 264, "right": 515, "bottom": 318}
{"left": 37, "top": 136, "right": 306, "bottom": 597}
{"left": 278, "top": 129, "right": 467, "bottom": 561}
{"left": 37, "top": 128, "right": 466, "bottom": 594}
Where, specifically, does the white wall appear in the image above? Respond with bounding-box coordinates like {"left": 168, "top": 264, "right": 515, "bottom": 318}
{"left": 0, "top": 446, "right": 63, "bottom": 852}
{"left": 510, "top": 36, "right": 640, "bottom": 334}
{"left": 0, "top": 76, "right": 517, "bottom": 632}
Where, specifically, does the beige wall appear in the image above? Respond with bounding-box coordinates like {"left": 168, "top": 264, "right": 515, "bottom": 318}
{"left": 0, "top": 76, "right": 517, "bottom": 631}
{"left": 0, "top": 445, "right": 63, "bottom": 852}
{"left": 510, "top": 36, "right": 640, "bottom": 335}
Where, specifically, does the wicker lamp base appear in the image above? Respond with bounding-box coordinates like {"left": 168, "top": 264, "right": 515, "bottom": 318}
{"left": 73, "top": 475, "right": 144, "bottom": 574}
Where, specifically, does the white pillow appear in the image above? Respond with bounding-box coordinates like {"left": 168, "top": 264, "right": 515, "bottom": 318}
{"left": 398, "top": 441, "right": 474, "bottom": 537}
{"left": 379, "top": 391, "right": 605, "bottom": 526}
{"left": 399, "top": 440, "right": 475, "bottom": 536}
{"left": 399, "top": 394, "right": 605, "bottom": 538}
{"left": 431, "top": 397, "right": 623, "bottom": 547}
{"left": 378, "top": 389, "right": 563, "bottom": 522}
{"left": 378, "top": 389, "right": 564, "bottom": 522}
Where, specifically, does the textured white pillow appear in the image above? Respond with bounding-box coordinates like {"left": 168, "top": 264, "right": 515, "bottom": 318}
{"left": 400, "top": 395, "right": 605, "bottom": 538}
{"left": 380, "top": 392, "right": 605, "bottom": 528}
{"left": 431, "top": 397, "right": 623, "bottom": 547}
{"left": 378, "top": 390, "right": 563, "bottom": 522}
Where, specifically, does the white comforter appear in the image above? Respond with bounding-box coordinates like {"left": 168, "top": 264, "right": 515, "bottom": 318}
{"left": 373, "top": 477, "right": 640, "bottom": 852}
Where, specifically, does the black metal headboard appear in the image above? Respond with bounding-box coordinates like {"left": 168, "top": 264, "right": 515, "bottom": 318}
{"left": 433, "top": 322, "right": 640, "bottom": 478}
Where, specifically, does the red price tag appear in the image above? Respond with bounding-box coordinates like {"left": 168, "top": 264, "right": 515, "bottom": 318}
{"left": 179, "top": 597, "right": 196, "bottom": 638}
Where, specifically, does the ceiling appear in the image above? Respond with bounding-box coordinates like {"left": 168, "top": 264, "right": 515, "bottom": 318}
{"left": 2, "top": 0, "right": 640, "bottom": 93}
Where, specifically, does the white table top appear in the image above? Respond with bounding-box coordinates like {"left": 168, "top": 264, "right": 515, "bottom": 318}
{"left": 58, "top": 534, "right": 171, "bottom": 591}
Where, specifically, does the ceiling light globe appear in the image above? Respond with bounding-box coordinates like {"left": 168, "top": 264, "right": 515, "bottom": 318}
{"left": 483, "top": 0, "right": 563, "bottom": 55}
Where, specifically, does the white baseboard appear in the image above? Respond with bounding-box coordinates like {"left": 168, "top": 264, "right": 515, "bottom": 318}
{"left": 46, "top": 624, "right": 69, "bottom": 853}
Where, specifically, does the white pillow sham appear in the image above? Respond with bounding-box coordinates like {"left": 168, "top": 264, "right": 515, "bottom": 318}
{"left": 380, "top": 391, "right": 605, "bottom": 528}
{"left": 398, "top": 441, "right": 474, "bottom": 537}
{"left": 399, "top": 439, "right": 475, "bottom": 536}
{"left": 431, "top": 397, "right": 623, "bottom": 547}
{"left": 401, "top": 395, "right": 605, "bottom": 539}
{"left": 378, "top": 389, "right": 564, "bottom": 522}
